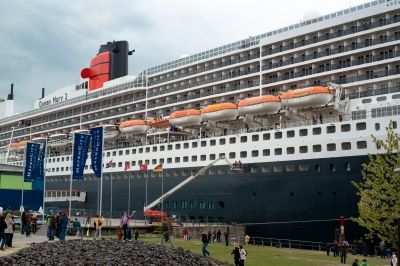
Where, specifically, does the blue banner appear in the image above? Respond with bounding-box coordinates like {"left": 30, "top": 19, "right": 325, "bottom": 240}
{"left": 24, "top": 142, "right": 40, "bottom": 182}
{"left": 36, "top": 142, "right": 47, "bottom": 181}
{"left": 72, "top": 133, "right": 90, "bottom": 180}
{"left": 91, "top": 127, "right": 103, "bottom": 177}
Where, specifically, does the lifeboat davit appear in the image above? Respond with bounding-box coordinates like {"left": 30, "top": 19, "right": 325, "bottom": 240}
{"left": 148, "top": 118, "right": 171, "bottom": 128}
{"left": 119, "top": 120, "right": 147, "bottom": 134}
{"left": 102, "top": 124, "right": 121, "bottom": 141}
{"left": 201, "top": 103, "right": 238, "bottom": 122}
{"left": 48, "top": 133, "right": 69, "bottom": 148}
{"left": 32, "top": 137, "right": 47, "bottom": 145}
{"left": 280, "top": 86, "right": 333, "bottom": 109}
{"left": 169, "top": 109, "right": 202, "bottom": 126}
{"left": 238, "top": 95, "right": 281, "bottom": 115}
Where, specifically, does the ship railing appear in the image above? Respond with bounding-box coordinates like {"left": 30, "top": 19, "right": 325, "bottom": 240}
{"left": 44, "top": 189, "right": 86, "bottom": 203}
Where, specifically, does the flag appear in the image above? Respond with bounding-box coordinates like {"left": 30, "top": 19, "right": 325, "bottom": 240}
{"left": 139, "top": 164, "right": 147, "bottom": 172}
{"left": 106, "top": 160, "right": 113, "bottom": 168}
{"left": 90, "top": 127, "right": 104, "bottom": 177}
{"left": 153, "top": 164, "right": 163, "bottom": 173}
{"left": 36, "top": 141, "right": 47, "bottom": 181}
{"left": 72, "top": 133, "right": 91, "bottom": 180}
{"left": 23, "top": 142, "right": 40, "bottom": 182}
{"left": 124, "top": 161, "right": 130, "bottom": 171}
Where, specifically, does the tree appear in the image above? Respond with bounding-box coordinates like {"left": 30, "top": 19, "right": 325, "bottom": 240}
{"left": 353, "top": 122, "right": 400, "bottom": 249}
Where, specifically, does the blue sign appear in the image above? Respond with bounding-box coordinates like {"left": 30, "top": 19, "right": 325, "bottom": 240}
{"left": 72, "top": 133, "right": 90, "bottom": 180}
{"left": 91, "top": 127, "right": 103, "bottom": 177}
{"left": 24, "top": 142, "right": 40, "bottom": 182}
{"left": 36, "top": 142, "right": 47, "bottom": 181}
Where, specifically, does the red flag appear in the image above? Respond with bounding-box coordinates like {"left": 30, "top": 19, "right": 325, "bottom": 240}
{"left": 139, "top": 164, "right": 147, "bottom": 172}
{"left": 106, "top": 160, "right": 113, "bottom": 168}
{"left": 124, "top": 161, "right": 130, "bottom": 171}
{"left": 153, "top": 164, "right": 163, "bottom": 173}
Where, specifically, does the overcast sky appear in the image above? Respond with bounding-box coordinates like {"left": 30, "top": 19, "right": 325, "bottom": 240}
{"left": 0, "top": 0, "right": 367, "bottom": 117}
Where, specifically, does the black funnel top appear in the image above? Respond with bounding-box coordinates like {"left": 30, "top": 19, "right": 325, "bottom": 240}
{"left": 7, "top": 83, "right": 14, "bottom": 100}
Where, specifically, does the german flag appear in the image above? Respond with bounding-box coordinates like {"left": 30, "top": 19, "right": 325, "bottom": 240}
{"left": 153, "top": 164, "right": 163, "bottom": 173}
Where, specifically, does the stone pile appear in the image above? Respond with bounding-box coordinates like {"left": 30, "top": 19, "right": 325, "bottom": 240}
{"left": 0, "top": 239, "right": 231, "bottom": 266}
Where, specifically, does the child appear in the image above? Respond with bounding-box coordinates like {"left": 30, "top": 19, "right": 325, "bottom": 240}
{"left": 117, "top": 230, "right": 123, "bottom": 240}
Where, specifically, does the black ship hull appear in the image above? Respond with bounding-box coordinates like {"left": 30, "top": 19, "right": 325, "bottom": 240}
{"left": 46, "top": 155, "right": 366, "bottom": 242}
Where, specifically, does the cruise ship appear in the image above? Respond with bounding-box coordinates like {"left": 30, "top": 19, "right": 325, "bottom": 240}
{"left": 1, "top": 0, "right": 400, "bottom": 242}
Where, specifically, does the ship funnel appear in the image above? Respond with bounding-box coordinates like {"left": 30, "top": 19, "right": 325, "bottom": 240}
{"left": 7, "top": 83, "right": 14, "bottom": 100}
{"left": 4, "top": 83, "right": 14, "bottom": 117}
{"left": 41, "top": 88, "right": 45, "bottom": 99}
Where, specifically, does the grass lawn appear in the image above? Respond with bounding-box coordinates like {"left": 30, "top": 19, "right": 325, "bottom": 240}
{"left": 140, "top": 236, "right": 389, "bottom": 266}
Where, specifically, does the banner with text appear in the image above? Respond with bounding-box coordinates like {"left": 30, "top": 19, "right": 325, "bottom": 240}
{"left": 91, "top": 127, "right": 104, "bottom": 178}
{"left": 36, "top": 142, "right": 47, "bottom": 181}
{"left": 23, "top": 142, "right": 40, "bottom": 182}
{"left": 72, "top": 133, "right": 91, "bottom": 180}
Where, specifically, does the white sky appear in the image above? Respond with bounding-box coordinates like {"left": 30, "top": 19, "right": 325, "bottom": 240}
{"left": 0, "top": 0, "right": 368, "bottom": 117}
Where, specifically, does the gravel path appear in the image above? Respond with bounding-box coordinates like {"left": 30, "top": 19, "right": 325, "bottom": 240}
{"left": 0, "top": 239, "right": 231, "bottom": 266}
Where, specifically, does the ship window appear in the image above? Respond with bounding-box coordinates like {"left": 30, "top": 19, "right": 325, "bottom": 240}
{"left": 313, "top": 127, "right": 321, "bottom": 135}
{"left": 200, "top": 155, "right": 206, "bottom": 161}
{"left": 287, "top": 147, "right": 295, "bottom": 154}
{"left": 356, "top": 122, "right": 366, "bottom": 131}
{"left": 327, "top": 125, "right": 336, "bottom": 133}
{"left": 275, "top": 132, "right": 282, "bottom": 139}
{"left": 229, "top": 137, "right": 236, "bottom": 144}
{"left": 393, "top": 121, "right": 398, "bottom": 129}
{"left": 107, "top": 152, "right": 111, "bottom": 156}
{"left": 263, "top": 149, "right": 270, "bottom": 156}
{"left": 327, "top": 143, "right": 336, "bottom": 151}
{"left": 168, "top": 145, "right": 172, "bottom": 150}
{"left": 174, "top": 144, "right": 180, "bottom": 150}
{"left": 219, "top": 139, "right": 226, "bottom": 145}
{"left": 167, "top": 158, "right": 172, "bottom": 163}
{"left": 315, "top": 164, "right": 320, "bottom": 172}
{"left": 138, "top": 160, "right": 142, "bottom": 165}
{"left": 274, "top": 148, "right": 282, "bottom": 155}
{"left": 274, "top": 164, "right": 283, "bottom": 172}
{"left": 299, "top": 163, "right": 309, "bottom": 171}
{"left": 118, "top": 162, "right": 122, "bottom": 167}
{"left": 160, "top": 145, "right": 165, "bottom": 151}
{"left": 252, "top": 150, "right": 259, "bottom": 157}
{"left": 341, "top": 124, "right": 351, "bottom": 132}
{"left": 113, "top": 151, "right": 117, "bottom": 156}
{"left": 357, "top": 141, "right": 367, "bottom": 149}
{"left": 201, "top": 141, "right": 207, "bottom": 147}
{"left": 287, "top": 130, "right": 295, "bottom": 138}
{"left": 145, "top": 160, "right": 149, "bottom": 165}
{"left": 192, "top": 142, "right": 198, "bottom": 148}
{"left": 341, "top": 142, "right": 351, "bottom": 150}
{"left": 184, "top": 143, "right": 189, "bottom": 149}
{"left": 241, "top": 136, "right": 247, "bottom": 143}
{"left": 240, "top": 151, "right": 247, "bottom": 158}
{"left": 152, "top": 159, "right": 157, "bottom": 165}
{"left": 252, "top": 134, "right": 259, "bottom": 141}
{"left": 263, "top": 133, "right": 270, "bottom": 140}
{"left": 361, "top": 98, "right": 372, "bottom": 103}
{"left": 299, "top": 146, "right": 308, "bottom": 153}
{"left": 152, "top": 147, "right": 157, "bottom": 152}
{"left": 131, "top": 161, "right": 136, "bottom": 166}
{"left": 138, "top": 149, "right": 142, "bottom": 154}
{"left": 313, "top": 144, "right": 322, "bottom": 152}
{"left": 210, "top": 154, "right": 216, "bottom": 160}
{"left": 299, "top": 129, "right": 308, "bottom": 136}
{"left": 377, "top": 96, "right": 387, "bottom": 101}
{"left": 345, "top": 162, "right": 351, "bottom": 171}
{"left": 175, "top": 157, "right": 180, "bottom": 163}
{"left": 392, "top": 94, "right": 400, "bottom": 99}
{"left": 119, "top": 150, "right": 123, "bottom": 155}
{"left": 286, "top": 164, "right": 295, "bottom": 172}
{"left": 192, "top": 155, "right": 197, "bottom": 162}
{"left": 329, "top": 164, "right": 336, "bottom": 172}
{"left": 210, "top": 140, "right": 216, "bottom": 146}
{"left": 159, "top": 158, "right": 164, "bottom": 164}
{"left": 113, "top": 163, "right": 116, "bottom": 167}
{"left": 145, "top": 147, "right": 150, "bottom": 153}
{"left": 262, "top": 165, "right": 271, "bottom": 173}
{"left": 229, "top": 152, "right": 236, "bottom": 159}
{"left": 124, "top": 150, "right": 130, "bottom": 155}
{"left": 57, "top": 158, "right": 60, "bottom": 162}
{"left": 219, "top": 153, "right": 225, "bottom": 158}
{"left": 183, "top": 156, "right": 188, "bottom": 162}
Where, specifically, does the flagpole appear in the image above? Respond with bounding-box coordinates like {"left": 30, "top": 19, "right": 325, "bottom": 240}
{"left": 145, "top": 167, "right": 148, "bottom": 226}
{"left": 161, "top": 168, "right": 164, "bottom": 213}
{"left": 99, "top": 128, "right": 104, "bottom": 238}
{"left": 42, "top": 141, "right": 48, "bottom": 223}
{"left": 69, "top": 136, "right": 75, "bottom": 217}
{"left": 128, "top": 170, "right": 131, "bottom": 214}
{"left": 110, "top": 172, "right": 113, "bottom": 225}
{"left": 21, "top": 144, "right": 27, "bottom": 211}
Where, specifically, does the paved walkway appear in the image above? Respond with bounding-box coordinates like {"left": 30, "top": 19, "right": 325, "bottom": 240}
{"left": 0, "top": 233, "right": 50, "bottom": 257}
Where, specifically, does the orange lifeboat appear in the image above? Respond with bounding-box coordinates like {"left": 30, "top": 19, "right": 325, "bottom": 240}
{"left": 148, "top": 118, "right": 171, "bottom": 128}
{"left": 238, "top": 95, "right": 281, "bottom": 115}
{"left": 169, "top": 109, "right": 202, "bottom": 126}
{"left": 7, "top": 141, "right": 27, "bottom": 152}
{"left": 201, "top": 103, "right": 238, "bottom": 122}
{"left": 119, "top": 120, "right": 147, "bottom": 134}
{"left": 280, "top": 86, "right": 333, "bottom": 109}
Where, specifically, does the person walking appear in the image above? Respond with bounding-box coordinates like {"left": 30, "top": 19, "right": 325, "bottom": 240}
{"left": 379, "top": 240, "right": 386, "bottom": 258}
{"left": 183, "top": 228, "right": 189, "bottom": 240}
{"left": 224, "top": 231, "right": 229, "bottom": 246}
{"left": 21, "top": 211, "right": 27, "bottom": 235}
{"left": 25, "top": 211, "right": 32, "bottom": 236}
{"left": 216, "top": 229, "right": 221, "bottom": 242}
{"left": 93, "top": 215, "right": 103, "bottom": 239}
{"left": 73, "top": 218, "right": 82, "bottom": 239}
{"left": 0, "top": 214, "right": 7, "bottom": 250}
{"left": 244, "top": 234, "right": 250, "bottom": 246}
{"left": 392, "top": 254, "right": 398, "bottom": 266}
{"left": 48, "top": 212, "right": 57, "bottom": 241}
{"left": 4, "top": 213, "right": 14, "bottom": 247}
{"left": 60, "top": 212, "right": 68, "bottom": 240}
{"left": 120, "top": 211, "right": 134, "bottom": 241}
{"left": 340, "top": 240, "right": 349, "bottom": 264}
{"left": 239, "top": 244, "right": 247, "bottom": 266}
{"left": 230, "top": 243, "right": 240, "bottom": 266}
{"left": 31, "top": 213, "right": 37, "bottom": 234}
{"left": 201, "top": 232, "right": 210, "bottom": 257}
